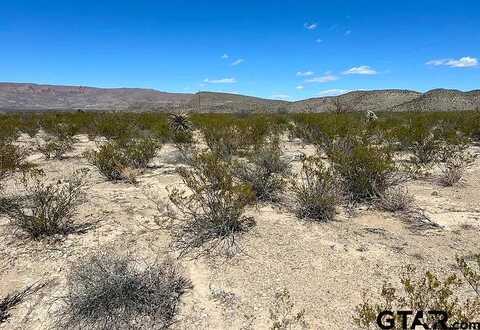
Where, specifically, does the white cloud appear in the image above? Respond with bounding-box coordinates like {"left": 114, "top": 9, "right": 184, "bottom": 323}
{"left": 296, "top": 71, "right": 314, "bottom": 77}
{"left": 231, "top": 59, "right": 245, "bottom": 66}
{"left": 304, "top": 22, "right": 318, "bottom": 30}
{"left": 204, "top": 78, "right": 237, "bottom": 84}
{"left": 305, "top": 74, "right": 338, "bottom": 83}
{"left": 426, "top": 56, "right": 478, "bottom": 68}
{"left": 272, "top": 94, "right": 290, "bottom": 100}
{"left": 221, "top": 54, "right": 229, "bottom": 59}
{"left": 296, "top": 85, "right": 304, "bottom": 90}
{"left": 316, "top": 38, "right": 323, "bottom": 43}
{"left": 317, "top": 89, "right": 349, "bottom": 96}
{"left": 342, "top": 65, "right": 377, "bottom": 75}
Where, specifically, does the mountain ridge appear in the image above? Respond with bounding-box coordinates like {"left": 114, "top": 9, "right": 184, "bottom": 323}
{"left": 1, "top": 82, "right": 479, "bottom": 113}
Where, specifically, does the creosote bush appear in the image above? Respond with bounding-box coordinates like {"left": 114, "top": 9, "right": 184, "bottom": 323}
{"left": 329, "top": 137, "right": 399, "bottom": 202}
{"left": 354, "top": 256, "right": 480, "bottom": 329}
{"left": 85, "top": 137, "right": 160, "bottom": 181}
{"left": 36, "top": 135, "right": 77, "bottom": 160}
{"left": 290, "top": 156, "right": 341, "bottom": 221}
{"left": 163, "top": 152, "right": 255, "bottom": 257}
{"left": 0, "top": 168, "right": 88, "bottom": 239}
{"left": 0, "top": 142, "right": 29, "bottom": 183}
{"left": 55, "top": 250, "right": 192, "bottom": 330}
{"left": 233, "top": 138, "right": 290, "bottom": 202}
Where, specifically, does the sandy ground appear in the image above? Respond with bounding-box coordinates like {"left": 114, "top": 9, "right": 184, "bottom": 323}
{"left": 1, "top": 134, "right": 479, "bottom": 329}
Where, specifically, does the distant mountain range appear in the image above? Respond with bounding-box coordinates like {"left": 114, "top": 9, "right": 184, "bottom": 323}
{"left": 1, "top": 82, "right": 479, "bottom": 113}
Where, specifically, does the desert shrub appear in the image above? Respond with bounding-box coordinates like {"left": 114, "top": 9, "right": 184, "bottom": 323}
{"left": 36, "top": 135, "right": 77, "bottom": 160}
{"left": 354, "top": 256, "right": 480, "bottom": 329}
{"left": 0, "top": 168, "right": 88, "bottom": 239}
{"left": 290, "top": 156, "right": 341, "bottom": 221}
{"left": 376, "top": 186, "right": 414, "bottom": 213}
{"left": 91, "top": 113, "right": 136, "bottom": 140}
{"left": 0, "top": 116, "right": 20, "bottom": 143}
{"left": 0, "top": 142, "right": 29, "bottom": 183}
{"left": 0, "top": 282, "right": 47, "bottom": 324}
{"left": 163, "top": 152, "right": 255, "bottom": 257}
{"left": 85, "top": 142, "right": 127, "bottom": 181}
{"left": 269, "top": 289, "right": 308, "bottom": 330}
{"left": 329, "top": 137, "right": 399, "bottom": 202}
{"left": 35, "top": 122, "right": 79, "bottom": 160}
{"left": 439, "top": 148, "right": 476, "bottom": 186}
{"left": 55, "top": 250, "right": 192, "bottom": 330}
{"left": 233, "top": 139, "right": 290, "bottom": 202}
{"left": 117, "top": 137, "right": 160, "bottom": 169}
{"left": 202, "top": 124, "right": 242, "bottom": 160}
{"left": 85, "top": 138, "right": 160, "bottom": 181}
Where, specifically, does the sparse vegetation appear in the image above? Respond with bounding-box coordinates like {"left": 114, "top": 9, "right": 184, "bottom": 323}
{"left": 376, "top": 186, "right": 414, "bottom": 213}
{"left": 55, "top": 250, "right": 192, "bottom": 330}
{"left": 0, "top": 168, "right": 88, "bottom": 239}
{"left": 85, "top": 137, "right": 160, "bottom": 181}
{"left": 0, "top": 282, "right": 47, "bottom": 324}
{"left": 163, "top": 152, "right": 255, "bottom": 257}
{"left": 269, "top": 289, "right": 308, "bottom": 330}
{"left": 290, "top": 156, "right": 341, "bottom": 221}
{"left": 439, "top": 148, "right": 476, "bottom": 186}
{"left": 234, "top": 138, "right": 290, "bottom": 202}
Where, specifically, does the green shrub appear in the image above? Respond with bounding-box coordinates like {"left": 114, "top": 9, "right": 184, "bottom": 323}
{"left": 233, "top": 139, "right": 290, "bottom": 202}
{"left": 354, "top": 256, "right": 480, "bottom": 329}
{"left": 290, "top": 157, "right": 342, "bottom": 221}
{"left": 85, "top": 137, "right": 160, "bottom": 181}
{"left": 55, "top": 250, "right": 192, "bottom": 329}
{"left": 0, "top": 142, "right": 29, "bottom": 183}
{"left": 164, "top": 152, "right": 255, "bottom": 257}
{"left": 329, "top": 137, "right": 398, "bottom": 201}
{"left": 36, "top": 135, "right": 77, "bottom": 160}
{"left": 1, "top": 169, "right": 88, "bottom": 239}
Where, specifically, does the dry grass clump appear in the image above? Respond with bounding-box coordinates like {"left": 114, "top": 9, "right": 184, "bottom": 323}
{"left": 54, "top": 250, "right": 192, "bottom": 330}
{"left": 376, "top": 186, "right": 414, "bottom": 213}
{"left": 0, "top": 168, "right": 88, "bottom": 239}
{"left": 163, "top": 152, "right": 255, "bottom": 257}
{"left": 85, "top": 137, "right": 160, "bottom": 182}
{"left": 0, "top": 282, "right": 47, "bottom": 324}
{"left": 290, "top": 156, "right": 342, "bottom": 222}
{"left": 354, "top": 255, "right": 480, "bottom": 329}
{"left": 234, "top": 139, "right": 291, "bottom": 202}
{"left": 439, "top": 148, "right": 476, "bottom": 186}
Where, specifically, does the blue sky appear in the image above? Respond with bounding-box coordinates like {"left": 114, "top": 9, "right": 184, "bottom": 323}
{"left": 1, "top": 0, "right": 479, "bottom": 100}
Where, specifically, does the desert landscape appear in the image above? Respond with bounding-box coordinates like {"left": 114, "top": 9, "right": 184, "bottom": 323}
{"left": 1, "top": 107, "right": 479, "bottom": 329}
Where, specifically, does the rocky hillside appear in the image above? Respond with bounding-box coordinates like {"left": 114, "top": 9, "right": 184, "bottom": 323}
{"left": 0, "top": 83, "right": 192, "bottom": 111}
{"left": 288, "top": 89, "right": 421, "bottom": 112}
{"left": 0, "top": 82, "right": 479, "bottom": 112}
{"left": 390, "top": 89, "right": 480, "bottom": 112}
